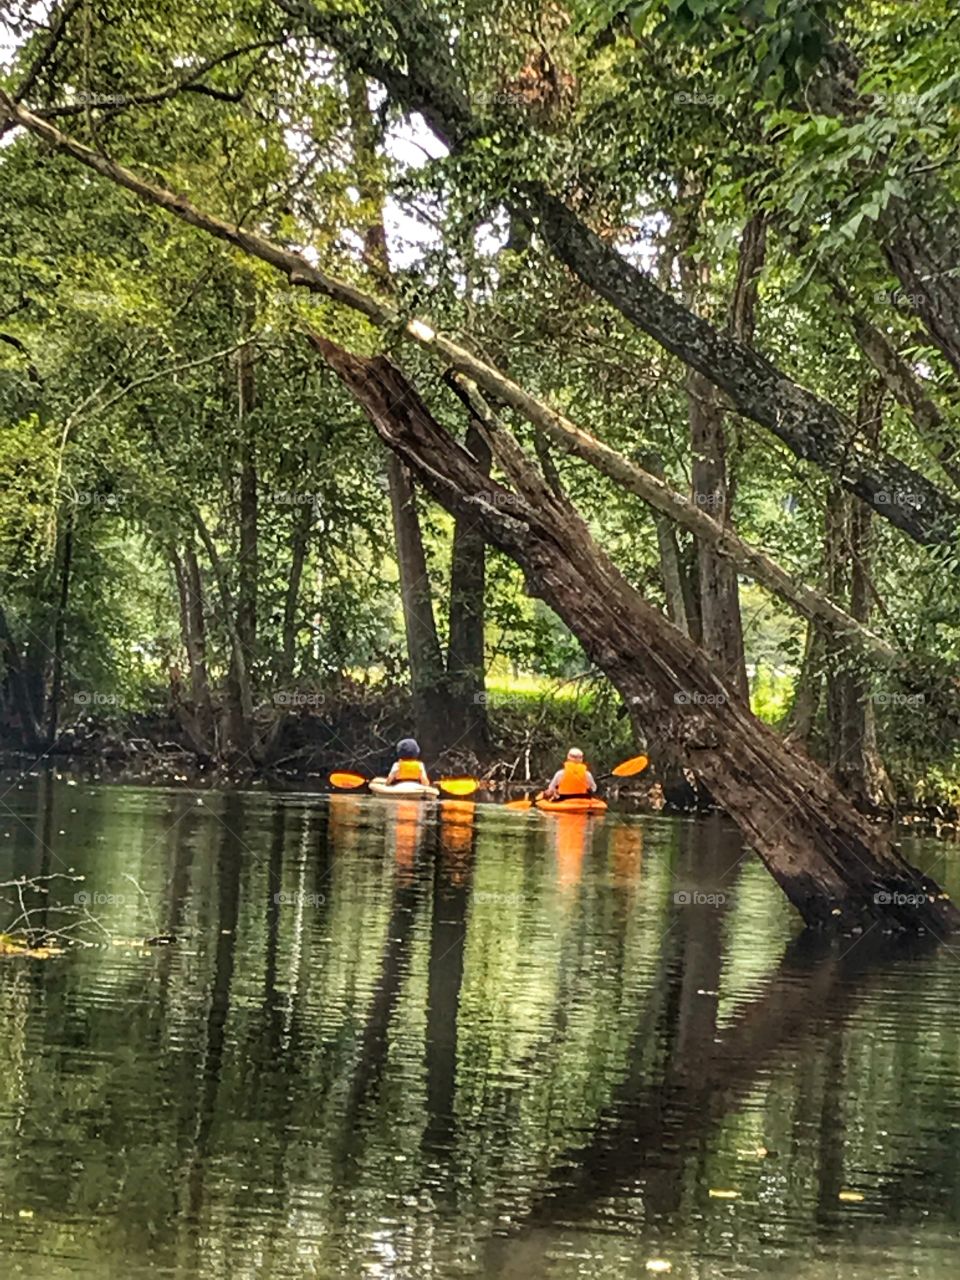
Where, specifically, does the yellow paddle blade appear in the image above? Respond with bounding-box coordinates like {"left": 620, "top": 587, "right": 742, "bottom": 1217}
{"left": 329, "top": 771, "right": 367, "bottom": 789}
{"left": 439, "top": 777, "right": 478, "bottom": 796}
{"left": 611, "top": 754, "right": 650, "bottom": 778}
{"left": 504, "top": 798, "right": 533, "bottom": 811}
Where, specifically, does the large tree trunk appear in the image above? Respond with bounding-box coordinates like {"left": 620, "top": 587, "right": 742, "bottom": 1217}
{"left": 386, "top": 453, "right": 448, "bottom": 755}
{"left": 311, "top": 332, "right": 957, "bottom": 934}
{"left": 445, "top": 418, "right": 490, "bottom": 754}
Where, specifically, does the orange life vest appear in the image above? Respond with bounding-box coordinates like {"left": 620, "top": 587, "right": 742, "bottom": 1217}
{"left": 395, "top": 759, "right": 423, "bottom": 782}
{"left": 557, "top": 760, "right": 590, "bottom": 795}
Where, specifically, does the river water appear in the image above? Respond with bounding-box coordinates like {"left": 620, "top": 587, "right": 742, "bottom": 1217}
{"left": 1, "top": 777, "right": 960, "bottom": 1279}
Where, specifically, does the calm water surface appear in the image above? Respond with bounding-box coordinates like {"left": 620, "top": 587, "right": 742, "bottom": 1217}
{"left": 2, "top": 777, "right": 960, "bottom": 1279}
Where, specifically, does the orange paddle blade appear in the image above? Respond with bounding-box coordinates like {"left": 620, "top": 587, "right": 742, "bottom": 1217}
{"left": 439, "top": 777, "right": 478, "bottom": 796}
{"left": 329, "top": 771, "right": 367, "bottom": 789}
{"left": 504, "top": 798, "right": 533, "bottom": 811}
{"left": 611, "top": 754, "right": 649, "bottom": 778}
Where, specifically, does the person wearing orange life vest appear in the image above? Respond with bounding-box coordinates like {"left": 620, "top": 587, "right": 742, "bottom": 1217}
{"left": 544, "top": 747, "right": 598, "bottom": 801}
{"left": 386, "top": 737, "right": 431, "bottom": 786}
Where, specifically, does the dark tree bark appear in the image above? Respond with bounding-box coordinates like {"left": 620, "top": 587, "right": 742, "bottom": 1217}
{"left": 310, "top": 331, "right": 957, "bottom": 934}
{"left": 386, "top": 453, "right": 448, "bottom": 755}
{"left": 445, "top": 418, "right": 490, "bottom": 754}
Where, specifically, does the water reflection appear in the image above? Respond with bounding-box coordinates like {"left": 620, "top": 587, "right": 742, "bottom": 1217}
{"left": 0, "top": 781, "right": 959, "bottom": 1279}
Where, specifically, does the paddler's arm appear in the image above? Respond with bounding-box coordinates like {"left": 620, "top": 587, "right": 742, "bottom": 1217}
{"left": 544, "top": 769, "right": 563, "bottom": 798}
{"left": 586, "top": 771, "right": 598, "bottom": 794}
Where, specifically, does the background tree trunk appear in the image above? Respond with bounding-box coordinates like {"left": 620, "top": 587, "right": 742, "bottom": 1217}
{"left": 823, "top": 385, "right": 895, "bottom": 809}
{"left": 44, "top": 514, "right": 73, "bottom": 746}
{"left": 445, "top": 419, "right": 490, "bottom": 754}
{"left": 280, "top": 498, "right": 314, "bottom": 683}
{"left": 679, "top": 216, "right": 748, "bottom": 701}
{"left": 386, "top": 453, "right": 448, "bottom": 755}
{"left": 171, "top": 546, "right": 216, "bottom": 755}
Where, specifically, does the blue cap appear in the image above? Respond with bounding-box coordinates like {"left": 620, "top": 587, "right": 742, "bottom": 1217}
{"left": 397, "top": 738, "right": 420, "bottom": 758}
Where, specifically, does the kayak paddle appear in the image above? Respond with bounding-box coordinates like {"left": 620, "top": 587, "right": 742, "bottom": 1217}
{"left": 328, "top": 770, "right": 479, "bottom": 796}
{"left": 504, "top": 753, "right": 649, "bottom": 811}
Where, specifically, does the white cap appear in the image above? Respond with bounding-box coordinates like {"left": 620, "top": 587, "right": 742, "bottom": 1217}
{"left": 567, "top": 747, "right": 584, "bottom": 760}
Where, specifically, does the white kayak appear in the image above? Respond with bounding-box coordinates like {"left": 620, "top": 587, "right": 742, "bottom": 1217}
{"left": 369, "top": 777, "right": 440, "bottom": 800}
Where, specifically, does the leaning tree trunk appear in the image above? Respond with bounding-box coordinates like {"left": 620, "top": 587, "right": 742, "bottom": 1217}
{"left": 311, "top": 332, "right": 958, "bottom": 935}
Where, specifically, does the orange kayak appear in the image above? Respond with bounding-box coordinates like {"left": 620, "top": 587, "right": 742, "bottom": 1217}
{"left": 534, "top": 794, "right": 608, "bottom": 815}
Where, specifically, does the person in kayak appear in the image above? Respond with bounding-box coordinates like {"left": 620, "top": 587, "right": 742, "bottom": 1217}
{"left": 544, "top": 747, "right": 598, "bottom": 801}
{"left": 386, "top": 737, "right": 431, "bottom": 787}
